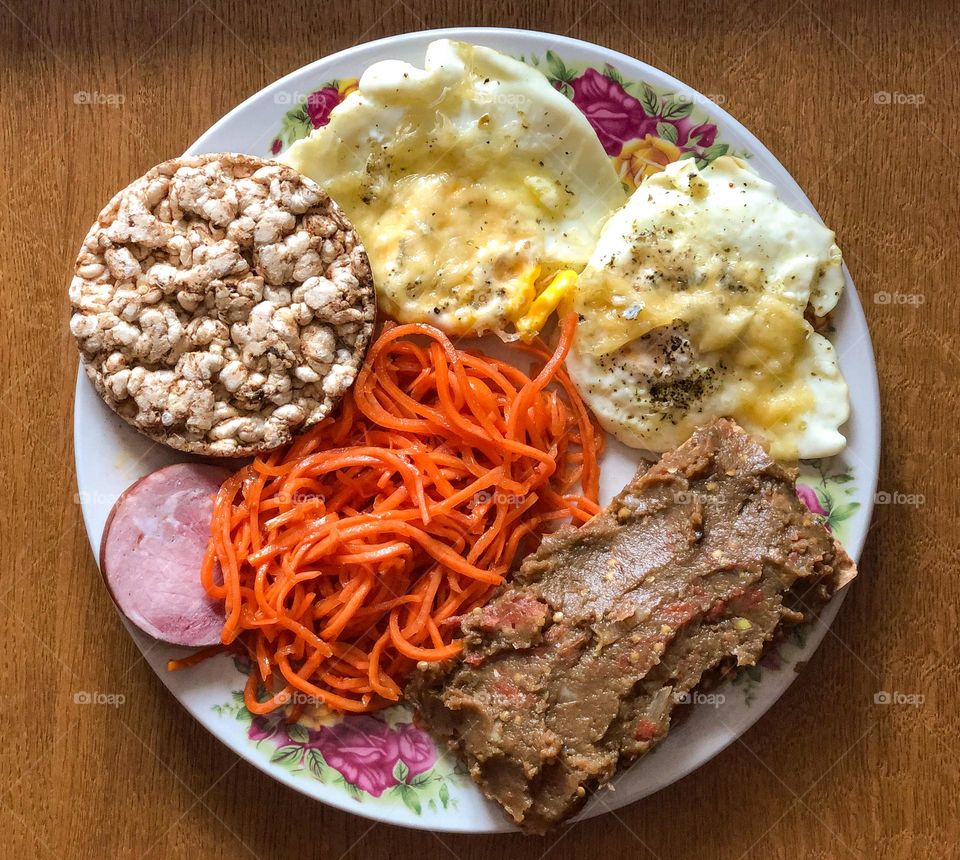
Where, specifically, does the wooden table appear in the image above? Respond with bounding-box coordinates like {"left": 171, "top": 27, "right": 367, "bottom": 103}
{"left": 3, "top": 1, "right": 956, "bottom": 857}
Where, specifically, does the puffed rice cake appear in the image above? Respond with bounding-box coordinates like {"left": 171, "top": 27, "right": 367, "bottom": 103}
{"left": 69, "top": 153, "right": 376, "bottom": 457}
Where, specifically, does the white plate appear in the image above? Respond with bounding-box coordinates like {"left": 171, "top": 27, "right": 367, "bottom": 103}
{"left": 74, "top": 27, "right": 880, "bottom": 833}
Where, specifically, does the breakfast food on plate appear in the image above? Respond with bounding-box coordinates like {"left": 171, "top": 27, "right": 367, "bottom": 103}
{"left": 282, "top": 39, "right": 626, "bottom": 339}
{"left": 100, "top": 463, "right": 231, "bottom": 646}
{"left": 407, "top": 418, "right": 856, "bottom": 832}
{"left": 185, "top": 316, "right": 601, "bottom": 712}
{"left": 69, "top": 153, "right": 376, "bottom": 456}
{"left": 567, "top": 156, "right": 849, "bottom": 461}
{"left": 70, "top": 33, "right": 866, "bottom": 835}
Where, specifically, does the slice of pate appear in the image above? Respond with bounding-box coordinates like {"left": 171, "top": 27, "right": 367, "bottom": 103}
{"left": 407, "top": 418, "right": 855, "bottom": 833}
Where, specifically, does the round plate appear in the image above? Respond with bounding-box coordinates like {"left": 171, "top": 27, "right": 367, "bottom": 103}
{"left": 74, "top": 27, "right": 880, "bottom": 833}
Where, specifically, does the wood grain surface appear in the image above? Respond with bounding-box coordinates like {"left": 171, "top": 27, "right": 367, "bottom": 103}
{"left": 2, "top": 1, "right": 957, "bottom": 857}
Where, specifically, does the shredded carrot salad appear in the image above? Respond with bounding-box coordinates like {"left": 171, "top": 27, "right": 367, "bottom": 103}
{"left": 191, "top": 314, "right": 601, "bottom": 714}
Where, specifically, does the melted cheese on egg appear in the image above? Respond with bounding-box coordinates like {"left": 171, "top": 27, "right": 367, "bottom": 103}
{"left": 568, "top": 156, "right": 849, "bottom": 460}
{"left": 282, "top": 39, "right": 626, "bottom": 338}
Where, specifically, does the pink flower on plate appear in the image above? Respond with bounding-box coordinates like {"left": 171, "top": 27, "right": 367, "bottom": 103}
{"left": 675, "top": 119, "right": 717, "bottom": 149}
{"left": 249, "top": 713, "right": 290, "bottom": 744}
{"left": 315, "top": 716, "right": 437, "bottom": 797}
{"left": 315, "top": 716, "right": 399, "bottom": 797}
{"left": 567, "top": 68, "right": 656, "bottom": 156}
{"left": 305, "top": 86, "right": 342, "bottom": 129}
{"left": 305, "top": 79, "right": 359, "bottom": 129}
{"left": 797, "top": 485, "right": 829, "bottom": 519}
{"left": 395, "top": 722, "right": 437, "bottom": 778}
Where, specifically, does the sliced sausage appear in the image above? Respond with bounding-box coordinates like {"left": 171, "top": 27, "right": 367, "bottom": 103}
{"left": 100, "top": 463, "right": 231, "bottom": 646}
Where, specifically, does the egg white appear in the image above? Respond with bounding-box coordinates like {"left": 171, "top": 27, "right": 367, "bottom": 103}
{"left": 282, "top": 39, "right": 626, "bottom": 338}
{"left": 568, "top": 156, "right": 850, "bottom": 460}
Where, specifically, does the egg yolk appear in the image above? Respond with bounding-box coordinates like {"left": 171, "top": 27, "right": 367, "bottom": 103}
{"left": 311, "top": 110, "right": 587, "bottom": 338}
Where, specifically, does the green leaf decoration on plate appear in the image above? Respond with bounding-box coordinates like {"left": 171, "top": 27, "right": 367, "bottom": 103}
{"left": 306, "top": 749, "right": 329, "bottom": 782}
{"left": 545, "top": 49, "right": 574, "bottom": 83}
{"left": 656, "top": 122, "right": 679, "bottom": 144}
{"left": 661, "top": 96, "right": 695, "bottom": 120}
{"left": 397, "top": 784, "right": 422, "bottom": 814}
{"left": 287, "top": 723, "right": 310, "bottom": 744}
{"left": 701, "top": 142, "right": 730, "bottom": 162}
{"left": 277, "top": 107, "right": 312, "bottom": 149}
{"left": 639, "top": 82, "right": 660, "bottom": 117}
{"left": 271, "top": 744, "right": 303, "bottom": 766}
{"left": 603, "top": 63, "right": 629, "bottom": 88}
{"left": 828, "top": 501, "right": 861, "bottom": 525}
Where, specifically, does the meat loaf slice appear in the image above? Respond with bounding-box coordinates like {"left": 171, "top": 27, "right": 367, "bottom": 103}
{"left": 406, "top": 418, "right": 855, "bottom": 833}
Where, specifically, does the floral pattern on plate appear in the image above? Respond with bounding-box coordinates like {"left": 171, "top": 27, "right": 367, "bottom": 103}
{"left": 270, "top": 78, "right": 358, "bottom": 155}
{"left": 213, "top": 659, "right": 466, "bottom": 814}
{"left": 797, "top": 460, "right": 860, "bottom": 537}
{"left": 526, "top": 51, "right": 736, "bottom": 188}
{"left": 269, "top": 55, "right": 740, "bottom": 190}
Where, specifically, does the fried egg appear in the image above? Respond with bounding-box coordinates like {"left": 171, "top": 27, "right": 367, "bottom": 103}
{"left": 567, "top": 156, "right": 849, "bottom": 460}
{"left": 282, "top": 39, "right": 626, "bottom": 338}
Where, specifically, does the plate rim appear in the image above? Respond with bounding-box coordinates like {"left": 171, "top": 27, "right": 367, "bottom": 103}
{"left": 73, "top": 25, "right": 881, "bottom": 834}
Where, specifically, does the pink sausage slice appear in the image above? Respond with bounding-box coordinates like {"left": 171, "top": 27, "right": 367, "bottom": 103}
{"left": 100, "top": 463, "right": 231, "bottom": 647}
